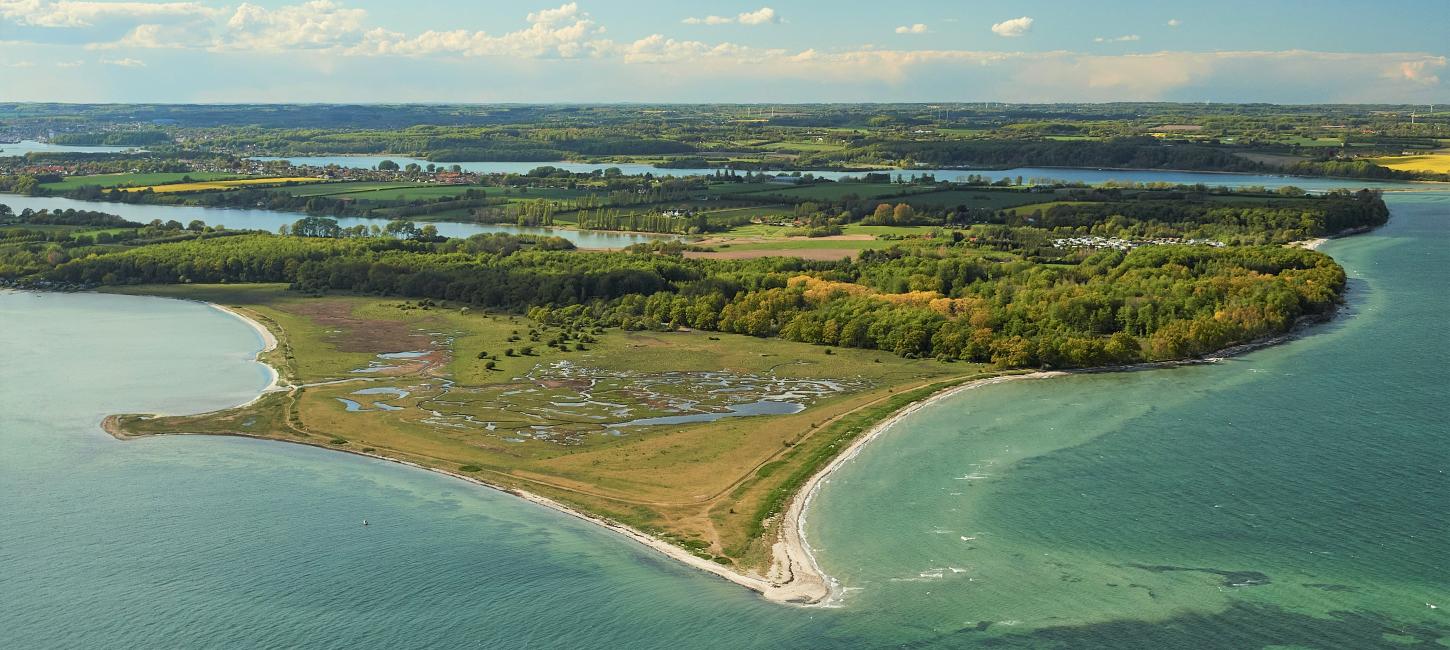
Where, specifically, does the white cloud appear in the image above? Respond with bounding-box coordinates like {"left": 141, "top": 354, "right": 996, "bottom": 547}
{"left": 55, "top": 59, "right": 83, "bottom": 67}
{"left": 4, "top": 2, "right": 1444, "bottom": 105}
{"left": 0, "top": 1, "right": 217, "bottom": 28}
{"left": 86, "top": 22, "right": 197, "bottom": 49}
{"left": 1167, "top": 18, "right": 1182, "bottom": 27}
{"left": 526, "top": 3, "right": 580, "bottom": 25}
{"left": 736, "top": 7, "right": 777, "bottom": 25}
{"left": 683, "top": 7, "right": 777, "bottom": 26}
{"left": 347, "top": 3, "right": 604, "bottom": 58}
{"left": 7, "top": 60, "right": 35, "bottom": 67}
{"left": 1386, "top": 59, "right": 1441, "bottom": 85}
{"left": 991, "top": 16, "right": 1033, "bottom": 37}
{"left": 221, "top": 0, "right": 368, "bottom": 51}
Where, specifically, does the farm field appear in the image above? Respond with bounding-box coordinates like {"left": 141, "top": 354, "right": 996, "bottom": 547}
{"left": 38, "top": 171, "right": 248, "bottom": 192}
{"left": 114, "top": 177, "right": 320, "bottom": 193}
{"left": 1368, "top": 152, "right": 1450, "bottom": 174}
{"left": 745, "top": 182, "right": 926, "bottom": 201}
{"left": 103, "top": 283, "right": 979, "bottom": 570}
{"left": 714, "top": 237, "right": 899, "bottom": 252}
{"left": 281, "top": 181, "right": 417, "bottom": 197}
{"left": 331, "top": 184, "right": 484, "bottom": 201}
{"left": 899, "top": 189, "right": 1056, "bottom": 210}
{"left": 700, "top": 182, "right": 787, "bottom": 195}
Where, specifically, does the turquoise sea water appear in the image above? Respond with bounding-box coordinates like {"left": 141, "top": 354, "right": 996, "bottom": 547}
{"left": 2, "top": 191, "right": 1446, "bottom": 648}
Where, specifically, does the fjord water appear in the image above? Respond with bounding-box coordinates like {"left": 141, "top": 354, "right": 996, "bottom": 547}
{"left": 0, "top": 195, "right": 677, "bottom": 248}
{"left": 2, "top": 192, "right": 1446, "bottom": 648}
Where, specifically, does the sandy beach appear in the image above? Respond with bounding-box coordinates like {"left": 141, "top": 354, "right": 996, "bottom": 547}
{"left": 104, "top": 299, "right": 1072, "bottom": 605}
{"left": 763, "top": 371, "right": 1067, "bottom": 604}
{"left": 209, "top": 303, "right": 286, "bottom": 405}
{"left": 98, "top": 295, "right": 1336, "bottom": 607}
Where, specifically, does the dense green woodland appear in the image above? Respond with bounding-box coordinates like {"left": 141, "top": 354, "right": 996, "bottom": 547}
{"left": 3, "top": 191, "right": 1380, "bottom": 369}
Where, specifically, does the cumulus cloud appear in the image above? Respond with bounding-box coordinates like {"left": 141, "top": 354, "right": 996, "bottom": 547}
{"left": 348, "top": 2, "right": 605, "bottom": 58}
{"left": 991, "top": 16, "right": 1033, "bottom": 37}
{"left": 683, "top": 6, "right": 777, "bottom": 26}
{"left": 737, "top": 7, "right": 777, "bottom": 25}
{"left": 682, "top": 15, "right": 730, "bottom": 25}
{"left": 221, "top": 0, "right": 369, "bottom": 51}
{"left": 3, "top": 2, "right": 1445, "bottom": 105}
{"left": 1167, "top": 18, "right": 1182, "bottom": 27}
{"left": 0, "top": 0, "right": 217, "bottom": 27}
{"left": 1386, "top": 58, "right": 1442, "bottom": 85}
{"left": 85, "top": 22, "right": 196, "bottom": 49}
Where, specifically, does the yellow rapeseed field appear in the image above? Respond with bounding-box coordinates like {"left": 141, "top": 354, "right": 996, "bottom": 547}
{"left": 1368, "top": 152, "right": 1450, "bottom": 174}
{"left": 116, "top": 177, "right": 320, "bottom": 193}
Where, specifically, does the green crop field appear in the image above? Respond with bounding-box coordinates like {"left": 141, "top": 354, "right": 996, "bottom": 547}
{"left": 39, "top": 172, "right": 247, "bottom": 192}
{"left": 337, "top": 185, "right": 484, "bottom": 201}
{"left": 746, "top": 182, "right": 924, "bottom": 201}
{"left": 717, "top": 238, "right": 899, "bottom": 252}
{"left": 900, "top": 189, "right": 1056, "bottom": 210}
{"left": 497, "top": 187, "right": 593, "bottom": 201}
{"left": 282, "top": 182, "right": 415, "bottom": 197}
{"left": 701, "top": 182, "right": 786, "bottom": 195}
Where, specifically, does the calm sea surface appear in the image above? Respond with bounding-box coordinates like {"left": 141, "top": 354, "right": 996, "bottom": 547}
{"left": 1, "top": 186, "right": 1445, "bottom": 648}
{"left": 0, "top": 194, "right": 676, "bottom": 248}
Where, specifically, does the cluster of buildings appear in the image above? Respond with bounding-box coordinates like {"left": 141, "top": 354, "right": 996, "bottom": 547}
{"left": 1052, "top": 235, "right": 1225, "bottom": 251}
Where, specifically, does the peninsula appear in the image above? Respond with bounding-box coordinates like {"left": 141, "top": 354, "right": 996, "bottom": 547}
{"left": 2, "top": 178, "right": 1388, "bottom": 603}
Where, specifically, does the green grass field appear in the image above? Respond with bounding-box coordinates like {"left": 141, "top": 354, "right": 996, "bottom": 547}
{"left": 102, "top": 283, "right": 981, "bottom": 571}
{"left": 901, "top": 189, "right": 1055, "bottom": 210}
{"left": 745, "top": 182, "right": 926, "bottom": 201}
{"left": 39, "top": 172, "right": 247, "bottom": 192}
{"left": 718, "top": 238, "right": 898, "bottom": 252}
{"left": 337, "top": 185, "right": 484, "bottom": 201}
{"left": 700, "top": 182, "right": 786, "bottom": 195}
{"left": 282, "top": 182, "right": 416, "bottom": 197}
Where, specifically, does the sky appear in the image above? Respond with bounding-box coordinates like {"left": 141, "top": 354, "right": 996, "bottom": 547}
{"left": 0, "top": 0, "right": 1446, "bottom": 104}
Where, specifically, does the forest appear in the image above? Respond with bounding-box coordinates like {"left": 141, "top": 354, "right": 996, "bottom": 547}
{"left": 1, "top": 188, "right": 1382, "bottom": 370}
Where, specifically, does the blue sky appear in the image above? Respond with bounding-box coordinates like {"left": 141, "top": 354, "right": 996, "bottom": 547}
{"left": 1, "top": 0, "right": 1446, "bottom": 103}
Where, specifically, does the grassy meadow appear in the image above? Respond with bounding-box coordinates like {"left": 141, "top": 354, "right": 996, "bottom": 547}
{"left": 105, "top": 284, "right": 983, "bottom": 570}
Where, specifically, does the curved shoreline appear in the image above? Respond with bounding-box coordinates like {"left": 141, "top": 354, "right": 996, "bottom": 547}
{"left": 771, "top": 371, "right": 1067, "bottom": 604}
{"left": 97, "top": 289, "right": 1345, "bottom": 607}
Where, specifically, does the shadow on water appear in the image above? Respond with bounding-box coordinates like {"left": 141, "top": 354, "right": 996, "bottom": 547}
{"left": 890, "top": 603, "right": 1450, "bottom": 650}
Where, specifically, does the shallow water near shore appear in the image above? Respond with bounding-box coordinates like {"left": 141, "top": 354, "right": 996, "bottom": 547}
{"left": 2, "top": 192, "right": 1446, "bottom": 648}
